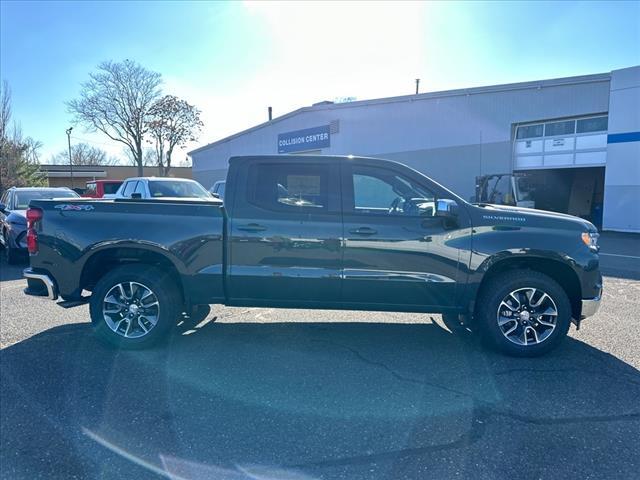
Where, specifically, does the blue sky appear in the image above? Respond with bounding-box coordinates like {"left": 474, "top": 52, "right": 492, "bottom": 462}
{"left": 1, "top": 0, "right": 639, "bottom": 163}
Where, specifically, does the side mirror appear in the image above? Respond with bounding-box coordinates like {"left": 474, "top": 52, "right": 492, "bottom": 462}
{"left": 210, "top": 192, "right": 220, "bottom": 199}
{"left": 0, "top": 203, "right": 6, "bottom": 213}
{"left": 435, "top": 199, "right": 458, "bottom": 218}
{"left": 131, "top": 193, "right": 142, "bottom": 199}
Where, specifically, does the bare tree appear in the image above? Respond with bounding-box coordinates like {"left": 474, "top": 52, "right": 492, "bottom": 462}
{"left": 0, "top": 80, "right": 11, "bottom": 147}
{"left": 51, "top": 143, "right": 116, "bottom": 165}
{"left": 67, "top": 60, "right": 162, "bottom": 176}
{"left": 146, "top": 95, "right": 202, "bottom": 176}
{"left": 123, "top": 146, "right": 157, "bottom": 168}
{"left": 0, "top": 81, "right": 45, "bottom": 192}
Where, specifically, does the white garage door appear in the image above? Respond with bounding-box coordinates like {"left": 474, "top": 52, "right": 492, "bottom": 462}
{"left": 514, "top": 115, "right": 608, "bottom": 170}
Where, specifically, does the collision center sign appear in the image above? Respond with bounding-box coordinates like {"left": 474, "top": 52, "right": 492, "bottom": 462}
{"left": 278, "top": 125, "right": 330, "bottom": 153}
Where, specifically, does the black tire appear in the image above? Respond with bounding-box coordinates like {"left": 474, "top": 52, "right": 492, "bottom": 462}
{"left": 475, "top": 270, "right": 571, "bottom": 357}
{"left": 5, "top": 240, "right": 22, "bottom": 265}
{"left": 89, "top": 264, "right": 182, "bottom": 349}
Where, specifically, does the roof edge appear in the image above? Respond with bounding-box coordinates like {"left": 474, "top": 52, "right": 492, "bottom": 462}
{"left": 188, "top": 70, "right": 613, "bottom": 156}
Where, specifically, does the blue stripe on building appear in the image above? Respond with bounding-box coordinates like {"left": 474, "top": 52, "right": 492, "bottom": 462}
{"left": 607, "top": 132, "right": 640, "bottom": 144}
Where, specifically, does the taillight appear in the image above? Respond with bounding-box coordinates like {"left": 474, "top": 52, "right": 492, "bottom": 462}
{"left": 26, "top": 207, "right": 43, "bottom": 254}
{"left": 27, "top": 229, "right": 38, "bottom": 254}
{"left": 26, "top": 207, "right": 43, "bottom": 224}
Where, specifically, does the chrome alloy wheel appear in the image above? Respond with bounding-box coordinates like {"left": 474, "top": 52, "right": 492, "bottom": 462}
{"left": 102, "top": 282, "right": 160, "bottom": 339}
{"left": 497, "top": 287, "right": 558, "bottom": 346}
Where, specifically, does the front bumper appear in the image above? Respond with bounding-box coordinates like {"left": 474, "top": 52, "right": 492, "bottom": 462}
{"left": 581, "top": 294, "right": 602, "bottom": 319}
{"left": 23, "top": 268, "right": 58, "bottom": 300}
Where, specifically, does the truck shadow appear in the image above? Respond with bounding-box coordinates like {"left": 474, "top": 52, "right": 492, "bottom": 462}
{"left": 2, "top": 319, "right": 639, "bottom": 480}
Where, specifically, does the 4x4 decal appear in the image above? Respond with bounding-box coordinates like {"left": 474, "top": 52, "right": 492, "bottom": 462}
{"left": 54, "top": 204, "right": 95, "bottom": 211}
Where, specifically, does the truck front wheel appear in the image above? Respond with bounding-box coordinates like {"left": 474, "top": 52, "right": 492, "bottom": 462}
{"left": 89, "top": 264, "right": 181, "bottom": 349}
{"left": 476, "top": 270, "right": 571, "bottom": 357}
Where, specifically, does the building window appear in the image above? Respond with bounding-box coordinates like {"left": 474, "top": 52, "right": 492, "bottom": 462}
{"left": 577, "top": 116, "right": 608, "bottom": 133}
{"left": 544, "top": 120, "right": 575, "bottom": 137}
{"left": 516, "top": 124, "right": 543, "bottom": 139}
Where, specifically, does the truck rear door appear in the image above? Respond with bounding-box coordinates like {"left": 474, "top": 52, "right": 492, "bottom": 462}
{"left": 226, "top": 157, "right": 342, "bottom": 304}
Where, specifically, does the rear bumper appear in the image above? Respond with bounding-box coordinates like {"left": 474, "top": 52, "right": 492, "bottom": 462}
{"left": 23, "top": 268, "right": 58, "bottom": 300}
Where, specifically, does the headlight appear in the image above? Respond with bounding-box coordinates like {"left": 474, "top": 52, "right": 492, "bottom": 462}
{"left": 581, "top": 232, "right": 599, "bottom": 250}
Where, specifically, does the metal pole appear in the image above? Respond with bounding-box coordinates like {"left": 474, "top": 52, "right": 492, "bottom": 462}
{"left": 66, "top": 127, "right": 74, "bottom": 189}
{"left": 415, "top": 79, "right": 420, "bottom": 95}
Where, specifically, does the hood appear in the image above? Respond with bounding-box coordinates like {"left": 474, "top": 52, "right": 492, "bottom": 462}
{"left": 473, "top": 203, "right": 597, "bottom": 232}
{"left": 10, "top": 210, "right": 27, "bottom": 222}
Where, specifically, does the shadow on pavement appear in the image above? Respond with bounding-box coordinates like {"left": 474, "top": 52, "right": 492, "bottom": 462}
{"left": 0, "top": 254, "right": 27, "bottom": 282}
{"left": 1, "top": 319, "right": 639, "bottom": 480}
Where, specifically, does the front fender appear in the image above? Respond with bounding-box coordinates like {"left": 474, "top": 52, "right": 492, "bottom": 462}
{"left": 461, "top": 227, "right": 600, "bottom": 312}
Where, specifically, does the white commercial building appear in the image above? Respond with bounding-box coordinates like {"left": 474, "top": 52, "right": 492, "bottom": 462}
{"left": 190, "top": 66, "right": 640, "bottom": 232}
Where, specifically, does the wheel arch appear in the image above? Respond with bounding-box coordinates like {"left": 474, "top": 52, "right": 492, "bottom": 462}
{"left": 478, "top": 255, "right": 582, "bottom": 320}
{"left": 80, "top": 245, "right": 185, "bottom": 306}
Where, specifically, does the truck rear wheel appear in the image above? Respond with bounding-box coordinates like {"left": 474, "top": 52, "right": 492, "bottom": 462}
{"left": 476, "top": 270, "right": 571, "bottom": 357}
{"left": 89, "top": 264, "right": 181, "bottom": 349}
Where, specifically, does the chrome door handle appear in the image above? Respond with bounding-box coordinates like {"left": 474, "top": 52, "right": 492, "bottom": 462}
{"left": 349, "top": 227, "right": 377, "bottom": 235}
{"left": 237, "top": 223, "right": 267, "bottom": 232}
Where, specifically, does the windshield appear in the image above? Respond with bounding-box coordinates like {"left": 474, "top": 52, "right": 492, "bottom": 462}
{"left": 515, "top": 175, "right": 535, "bottom": 202}
{"left": 14, "top": 190, "right": 78, "bottom": 209}
{"left": 147, "top": 180, "right": 210, "bottom": 198}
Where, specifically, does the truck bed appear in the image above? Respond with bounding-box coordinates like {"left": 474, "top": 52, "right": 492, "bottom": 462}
{"left": 27, "top": 197, "right": 226, "bottom": 303}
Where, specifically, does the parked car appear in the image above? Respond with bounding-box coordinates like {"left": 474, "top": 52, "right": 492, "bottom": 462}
{"left": 23, "top": 155, "right": 601, "bottom": 356}
{"left": 0, "top": 187, "right": 79, "bottom": 264}
{"left": 114, "top": 177, "right": 212, "bottom": 199}
{"left": 82, "top": 180, "right": 124, "bottom": 199}
{"left": 209, "top": 180, "right": 225, "bottom": 199}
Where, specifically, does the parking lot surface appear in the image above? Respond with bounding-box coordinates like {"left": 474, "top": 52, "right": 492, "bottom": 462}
{"left": 1, "top": 234, "right": 639, "bottom": 480}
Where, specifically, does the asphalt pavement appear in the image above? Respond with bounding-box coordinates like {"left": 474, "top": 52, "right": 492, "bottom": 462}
{"left": 1, "top": 234, "right": 639, "bottom": 480}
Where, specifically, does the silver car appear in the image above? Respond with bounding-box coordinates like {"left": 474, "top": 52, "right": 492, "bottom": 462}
{"left": 0, "top": 187, "right": 79, "bottom": 264}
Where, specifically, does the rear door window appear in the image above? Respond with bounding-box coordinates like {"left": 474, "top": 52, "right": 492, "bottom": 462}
{"left": 247, "top": 163, "right": 335, "bottom": 212}
{"left": 103, "top": 182, "right": 122, "bottom": 194}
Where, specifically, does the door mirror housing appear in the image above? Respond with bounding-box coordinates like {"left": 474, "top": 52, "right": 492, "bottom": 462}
{"left": 435, "top": 199, "right": 458, "bottom": 217}
{"left": 131, "top": 193, "right": 142, "bottom": 199}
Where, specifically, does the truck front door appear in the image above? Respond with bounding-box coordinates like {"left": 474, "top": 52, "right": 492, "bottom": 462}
{"left": 341, "top": 162, "right": 467, "bottom": 309}
{"left": 227, "top": 158, "right": 342, "bottom": 304}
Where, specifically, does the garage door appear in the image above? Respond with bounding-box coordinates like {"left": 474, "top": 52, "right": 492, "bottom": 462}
{"left": 514, "top": 115, "right": 608, "bottom": 170}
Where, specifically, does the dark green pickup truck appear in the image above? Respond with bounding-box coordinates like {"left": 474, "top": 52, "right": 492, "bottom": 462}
{"left": 23, "top": 155, "right": 602, "bottom": 356}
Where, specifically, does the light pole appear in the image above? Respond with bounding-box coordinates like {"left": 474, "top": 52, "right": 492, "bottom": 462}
{"left": 66, "top": 127, "right": 74, "bottom": 189}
